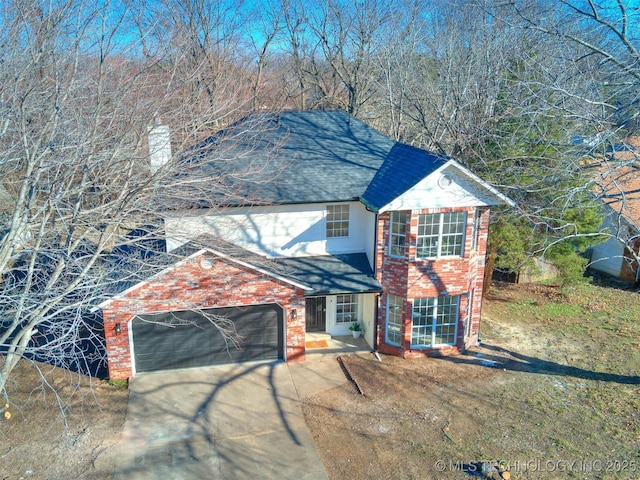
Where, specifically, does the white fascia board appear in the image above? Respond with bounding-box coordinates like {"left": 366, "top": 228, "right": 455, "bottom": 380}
{"left": 92, "top": 250, "right": 207, "bottom": 311}
{"left": 378, "top": 159, "right": 515, "bottom": 214}
{"left": 94, "top": 248, "right": 310, "bottom": 311}
{"left": 445, "top": 160, "right": 516, "bottom": 207}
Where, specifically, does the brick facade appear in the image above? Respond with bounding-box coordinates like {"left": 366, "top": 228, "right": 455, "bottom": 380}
{"left": 102, "top": 205, "right": 493, "bottom": 379}
{"left": 375, "top": 207, "right": 490, "bottom": 358}
{"left": 102, "top": 253, "right": 306, "bottom": 380}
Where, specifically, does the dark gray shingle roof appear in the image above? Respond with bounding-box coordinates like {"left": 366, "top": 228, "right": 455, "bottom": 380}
{"left": 180, "top": 110, "right": 459, "bottom": 211}
{"left": 361, "top": 143, "right": 448, "bottom": 212}
{"left": 197, "top": 110, "right": 397, "bottom": 205}
{"left": 275, "top": 253, "right": 382, "bottom": 295}
{"left": 101, "top": 234, "right": 381, "bottom": 303}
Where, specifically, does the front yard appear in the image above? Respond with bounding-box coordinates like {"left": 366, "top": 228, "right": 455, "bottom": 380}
{"left": 1, "top": 281, "right": 638, "bottom": 479}
{"left": 304, "top": 282, "right": 640, "bottom": 479}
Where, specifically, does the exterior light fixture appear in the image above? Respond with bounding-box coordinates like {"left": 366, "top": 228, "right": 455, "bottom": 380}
{"left": 200, "top": 258, "right": 215, "bottom": 269}
{"left": 115, "top": 323, "right": 122, "bottom": 335}
{"left": 291, "top": 309, "right": 297, "bottom": 319}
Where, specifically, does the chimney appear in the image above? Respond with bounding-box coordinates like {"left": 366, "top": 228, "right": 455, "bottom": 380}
{"left": 148, "top": 124, "right": 172, "bottom": 174}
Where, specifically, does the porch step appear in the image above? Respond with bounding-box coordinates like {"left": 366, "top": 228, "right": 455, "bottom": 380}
{"left": 305, "top": 332, "right": 331, "bottom": 342}
{"left": 304, "top": 332, "right": 370, "bottom": 354}
{"left": 305, "top": 332, "right": 332, "bottom": 350}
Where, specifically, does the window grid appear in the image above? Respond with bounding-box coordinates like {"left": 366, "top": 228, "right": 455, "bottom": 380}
{"left": 336, "top": 294, "right": 358, "bottom": 323}
{"left": 416, "top": 213, "right": 439, "bottom": 258}
{"left": 327, "top": 205, "right": 349, "bottom": 238}
{"left": 390, "top": 211, "right": 407, "bottom": 257}
{"left": 411, "top": 295, "right": 459, "bottom": 347}
{"left": 386, "top": 295, "right": 403, "bottom": 346}
{"left": 416, "top": 212, "right": 466, "bottom": 258}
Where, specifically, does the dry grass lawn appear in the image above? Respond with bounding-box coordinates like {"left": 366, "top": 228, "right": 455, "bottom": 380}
{"left": 1, "top": 281, "right": 638, "bottom": 479}
{"left": 304, "top": 282, "right": 640, "bottom": 479}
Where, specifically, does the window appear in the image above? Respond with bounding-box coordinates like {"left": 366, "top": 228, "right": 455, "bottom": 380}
{"left": 389, "top": 211, "right": 408, "bottom": 257}
{"left": 416, "top": 212, "right": 466, "bottom": 258}
{"left": 411, "top": 295, "right": 460, "bottom": 347}
{"left": 336, "top": 294, "right": 358, "bottom": 323}
{"left": 326, "top": 205, "right": 349, "bottom": 238}
{"left": 471, "top": 209, "right": 481, "bottom": 251}
{"left": 386, "top": 295, "right": 403, "bottom": 346}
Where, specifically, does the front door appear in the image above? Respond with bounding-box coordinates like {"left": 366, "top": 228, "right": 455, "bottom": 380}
{"left": 305, "top": 297, "right": 326, "bottom": 332}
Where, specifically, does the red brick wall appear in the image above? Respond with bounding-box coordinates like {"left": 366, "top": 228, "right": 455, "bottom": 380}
{"left": 102, "top": 253, "right": 306, "bottom": 379}
{"left": 375, "top": 207, "right": 490, "bottom": 357}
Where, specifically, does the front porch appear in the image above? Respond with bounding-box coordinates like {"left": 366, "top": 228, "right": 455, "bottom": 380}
{"left": 304, "top": 332, "right": 371, "bottom": 356}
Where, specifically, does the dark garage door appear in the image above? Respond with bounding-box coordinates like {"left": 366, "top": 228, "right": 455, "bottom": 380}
{"left": 132, "top": 304, "right": 283, "bottom": 373}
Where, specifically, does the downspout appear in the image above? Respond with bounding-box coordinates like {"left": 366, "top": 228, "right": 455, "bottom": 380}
{"left": 635, "top": 239, "right": 640, "bottom": 285}
{"left": 362, "top": 198, "right": 382, "bottom": 361}
{"left": 372, "top": 211, "right": 380, "bottom": 357}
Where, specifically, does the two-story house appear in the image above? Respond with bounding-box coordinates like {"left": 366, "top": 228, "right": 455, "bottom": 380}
{"left": 99, "top": 110, "right": 513, "bottom": 379}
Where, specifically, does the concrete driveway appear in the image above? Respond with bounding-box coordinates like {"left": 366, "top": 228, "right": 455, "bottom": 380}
{"left": 110, "top": 353, "right": 354, "bottom": 480}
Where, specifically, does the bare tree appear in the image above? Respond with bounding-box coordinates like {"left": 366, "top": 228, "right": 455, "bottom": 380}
{"left": 245, "top": 0, "right": 284, "bottom": 111}
{"left": 301, "top": 0, "right": 390, "bottom": 115}
{"left": 0, "top": 0, "right": 283, "bottom": 401}
{"left": 128, "top": 0, "right": 257, "bottom": 131}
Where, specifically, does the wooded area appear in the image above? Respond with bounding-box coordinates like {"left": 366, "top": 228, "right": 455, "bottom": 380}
{"left": 0, "top": 0, "right": 638, "bottom": 398}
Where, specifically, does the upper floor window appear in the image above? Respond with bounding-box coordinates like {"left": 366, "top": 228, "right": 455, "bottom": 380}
{"left": 416, "top": 212, "right": 466, "bottom": 258}
{"left": 326, "top": 204, "right": 349, "bottom": 238}
{"left": 389, "top": 211, "right": 408, "bottom": 257}
{"left": 336, "top": 294, "right": 358, "bottom": 323}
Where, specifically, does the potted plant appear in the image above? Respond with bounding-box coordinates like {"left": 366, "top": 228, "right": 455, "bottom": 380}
{"left": 349, "top": 322, "right": 362, "bottom": 339}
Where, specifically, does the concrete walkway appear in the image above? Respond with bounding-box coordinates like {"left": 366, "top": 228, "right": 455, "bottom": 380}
{"left": 110, "top": 336, "right": 370, "bottom": 480}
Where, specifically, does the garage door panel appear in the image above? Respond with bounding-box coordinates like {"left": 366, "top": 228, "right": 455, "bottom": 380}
{"left": 132, "top": 304, "right": 283, "bottom": 373}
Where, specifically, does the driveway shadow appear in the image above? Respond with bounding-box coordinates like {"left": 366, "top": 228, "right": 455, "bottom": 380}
{"left": 111, "top": 361, "right": 328, "bottom": 479}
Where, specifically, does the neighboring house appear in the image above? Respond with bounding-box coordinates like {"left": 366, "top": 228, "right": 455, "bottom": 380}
{"left": 589, "top": 137, "right": 640, "bottom": 284}
{"left": 99, "top": 110, "right": 513, "bottom": 380}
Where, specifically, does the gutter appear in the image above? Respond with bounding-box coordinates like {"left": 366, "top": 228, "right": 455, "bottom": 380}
{"left": 360, "top": 197, "right": 379, "bottom": 214}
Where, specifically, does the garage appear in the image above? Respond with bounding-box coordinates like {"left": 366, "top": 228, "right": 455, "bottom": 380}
{"left": 131, "top": 304, "right": 283, "bottom": 373}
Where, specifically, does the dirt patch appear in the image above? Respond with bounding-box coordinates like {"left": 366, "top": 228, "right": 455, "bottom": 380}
{"left": 0, "top": 361, "right": 128, "bottom": 480}
{"left": 1, "top": 282, "right": 639, "bottom": 479}
{"left": 304, "top": 351, "right": 516, "bottom": 479}
{"left": 304, "top": 282, "right": 640, "bottom": 479}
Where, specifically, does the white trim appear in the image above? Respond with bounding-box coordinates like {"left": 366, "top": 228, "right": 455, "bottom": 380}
{"left": 128, "top": 317, "right": 136, "bottom": 377}
{"left": 464, "top": 290, "right": 473, "bottom": 341}
{"left": 385, "top": 294, "right": 403, "bottom": 346}
{"left": 415, "top": 211, "right": 467, "bottom": 259}
{"left": 94, "top": 248, "right": 310, "bottom": 310}
{"left": 378, "top": 159, "right": 515, "bottom": 214}
{"left": 471, "top": 209, "right": 481, "bottom": 252}
{"left": 325, "top": 293, "right": 376, "bottom": 337}
{"left": 441, "top": 160, "right": 516, "bottom": 207}
{"left": 326, "top": 203, "right": 351, "bottom": 238}
{"left": 389, "top": 211, "right": 408, "bottom": 258}
{"left": 410, "top": 295, "right": 460, "bottom": 348}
